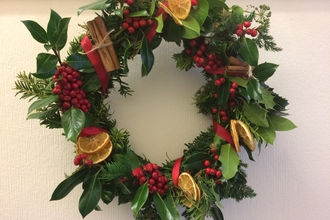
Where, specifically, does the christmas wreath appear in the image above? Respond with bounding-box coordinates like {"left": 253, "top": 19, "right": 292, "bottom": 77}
{"left": 15, "top": 0, "right": 296, "bottom": 219}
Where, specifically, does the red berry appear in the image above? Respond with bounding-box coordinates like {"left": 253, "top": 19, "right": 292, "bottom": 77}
{"left": 229, "top": 100, "right": 236, "bottom": 106}
{"left": 122, "top": 22, "right": 129, "bottom": 29}
{"left": 199, "top": 44, "right": 206, "bottom": 51}
{"left": 214, "top": 79, "right": 221, "bottom": 86}
{"left": 132, "top": 20, "right": 139, "bottom": 29}
{"left": 205, "top": 167, "right": 211, "bottom": 174}
{"left": 147, "top": 19, "right": 153, "bottom": 26}
{"left": 123, "top": 9, "right": 130, "bottom": 17}
{"left": 126, "top": 0, "right": 134, "bottom": 5}
{"left": 204, "top": 65, "right": 211, "bottom": 71}
{"left": 215, "top": 60, "right": 222, "bottom": 66}
{"left": 203, "top": 160, "right": 211, "bottom": 167}
{"left": 125, "top": 17, "right": 133, "bottom": 23}
{"left": 139, "top": 177, "right": 147, "bottom": 185}
{"left": 198, "top": 57, "right": 205, "bottom": 65}
{"left": 212, "top": 107, "right": 218, "bottom": 114}
{"left": 151, "top": 171, "right": 158, "bottom": 180}
{"left": 210, "top": 148, "right": 216, "bottom": 154}
{"left": 157, "top": 183, "right": 163, "bottom": 189}
{"left": 219, "top": 77, "right": 226, "bottom": 84}
{"left": 236, "top": 29, "right": 243, "bottom": 36}
{"left": 73, "top": 158, "right": 81, "bottom": 166}
{"left": 251, "top": 29, "right": 258, "bottom": 37}
{"left": 139, "top": 19, "right": 147, "bottom": 27}
{"left": 63, "top": 102, "right": 71, "bottom": 109}
{"left": 189, "top": 39, "right": 197, "bottom": 47}
{"left": 185, "top": 48, "right": 192, "bottom": 55}
{"left": 220, "top": 110, "right": 226, "bottom": 116}
{"left": 85, "top": 159, "right": 93, "bottom": 166}
{"left": 229, "top": 88, "right": 236, "bottom": 94}
{"left": 209, "top": 168, "right": 216, "bottom": 176}
{"left": 237, "top": 24, "right": 243, "bottom": 30}
{"left": 213, "top": 154, "right": 219, "bottom": 160}
{"left": 221, "top": 116, "right": 228, "bottom": 121}
{"left": 213, "top": 93, "right": 218, "bottom": 99}
{"left": 145, "top": 163, "right": 153, "bottom": 173}
{"left": 208, "top": 53, "right": 215, "bottom": 61}
{"left": 163, "top": 184, "right": 169, "bottom": 191}
{"left": 216, "top": 170, "right": 222, "bottom": 178}
{"left": 243, "top": 21, "right": 251, "bottom": 28}
{"left": 246, "top": 28, "right": 252, "bottom": 35}
{"left": 196, "top": 50, "right": 203, "bottom": 56}
{"left": 152, "top": 163, "right": 158, "bottom": 170}
{"left": 149, "top": 179, "right": 155, "bottom": 185}
{"left": 127, "top": 26, "right": 135, "bottom": 34}
{"left": 231, "top": 82, "right": 238, "bottom": 89}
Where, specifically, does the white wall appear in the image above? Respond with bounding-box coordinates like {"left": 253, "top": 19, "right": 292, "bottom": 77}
{"left": 1, "top": 0, "right": 330, "bottom": 219}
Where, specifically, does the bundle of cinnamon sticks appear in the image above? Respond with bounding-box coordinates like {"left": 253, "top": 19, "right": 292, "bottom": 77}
{"left": 87, "top": 16, "right": 120, "bottom": 72}
{"left": 226, "top": 56, "right": 250, "bottom": 77}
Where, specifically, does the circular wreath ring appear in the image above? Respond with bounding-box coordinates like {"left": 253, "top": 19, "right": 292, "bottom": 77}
{"left": 15, "top": 0, "right": 296, "bottom": 219}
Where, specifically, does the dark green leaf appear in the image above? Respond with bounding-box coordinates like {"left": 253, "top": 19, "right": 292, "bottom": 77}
{"left": 61, "top": 107, "right": 86, "bottom": 142}
{"left": 27, "top": 95, "right": 59, "bottom": 115}
{"left": 22, "top": 20, "right": 48, "bottom": 43}
{"left": 131, "top": 183, "right": 149, "bottom": 217}
{"left": 210, "top": 205, "right": 224, "bottom": 220}
{"left": 129, "top": 10, "right": 150, "bottom": 17}
{"left": 153, "top": 193, "right": 180, "bottom": 220}
{"left": 182, "top": 153, "right": 210, "bottom": 170}
{"left": 33, "top": 68, "right": 57, "bottom": 79}
{"left": 66, "top": 53, "right": 93, "bottom": 71}
{"left": 116, "top": 179, "right": 131, "bottom": 195}
{"left": 246, "top": 78, "right": 263, "bottom": 102}
{"left": 123, "top": 44, "right": 133, "bottom": 74}
{"left": 53, "top": 17, "right": 71, "bottom": 51}
{"left": 27, "top": 105, "right": 60, "bottom": 120}
{"left": 82, "top": 73, "right": 101, "bottom": 93}
{"left": 50, "top": 168, "right": 89, "bottom": 200}
{"left": 242, "top": 101, "right": 269, "bottom": 127}
{"left": 79, "top": 173, "right": 102, "bottom": 218}
{"left": 253, "top": 62, "right": 279, "bottom": 82}
{"left": 36, "top": 53, "right": 58, "bottom": 74}
{"left": 219, "top": 144, "right": 239, "bottom": 180}
{"left": 216, "top": 79, "right": 230, "bottom": 107}
{"left": 256, "top": 119, "right": 276, "bottom": 144}
{"left": 240, "top": 38, "right": 259, "bottom": 66}
{"left": 162, "top": 19, "right": 182, "bottom": 45}
{"left": 140, "top": 35, "right": 154, "bottom": 76}
{"left": 260, "top": 86, "right": 275, "bottom": 109}
{"left": 268, "top": 115, "right": 297, "bottom": 131}
{"left": 77, "top": 0, "right": 111, "bottom": 15}
{"left": 47, "top": 9, "right": 61, "bottom": 45}
{"left": 190, "top": 0, "right": 209, "bottom": 29}
{"left": 101, "top": 180, "right": 117, "bottom": 204}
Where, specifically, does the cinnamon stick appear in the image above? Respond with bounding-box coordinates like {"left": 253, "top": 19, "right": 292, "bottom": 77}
{"left": 229, "top": 56, "right": 248, "bottom": 67}
{"left": 94, "top": 16, "right": 120, "bottom": 70}
{"left": 226, "top": 65, "right": 249, "bottom": 77}
{"left": 87, "top": 20, "right": 115, "bottom": 72}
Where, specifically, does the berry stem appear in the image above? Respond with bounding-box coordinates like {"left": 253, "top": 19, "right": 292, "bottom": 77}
{"left": 52, "top": 48, "right": 62, "bottom": 65}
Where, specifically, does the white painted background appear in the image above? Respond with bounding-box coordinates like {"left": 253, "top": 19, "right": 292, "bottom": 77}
{"left": 1, "top": 0, "right": 330, "bottom": 219}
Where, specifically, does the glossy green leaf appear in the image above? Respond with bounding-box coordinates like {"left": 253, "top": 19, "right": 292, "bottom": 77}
{"left": 260, "top": 86, "right": 275, "bottom": 109}
{"left": 182, "top": 153, "right": 210, "bottom": 170}
{"left": 149, "top": 0, "right": 156, "bottom": 16}
{"left": 27, "top": 95, "right": 59, "bottom": 115}
{"left": 216, "top": 79, "right": 230, "bottom": 107}
{"left": 50, "top": 168, "right": 89, "bottom": 200}
{"left": 246, "top": 79, "right": 263, "bottom": 102}
{"left": 27, "top": 105, "right": 60, "bottom": 120}
{"left": 242, "top": 101, "right": 269, "bottom": 127}
{"left": 47, "top": 9, "right": 61, "bottom": 45}
{"left": 140, "top": 35, "right": 154, "bottom": 76}
{"left": 66, "top": 53, "right": 93, "bottom": 71}
{"left": 22, "top": 20, "right": 48, "bottom": 43}
{"left": 116, "top": 179, "right": 131, "bottom": 195}
{"left": 240, "top": 38, "right": 259, "bottom": 66}
{"left": 181, "top": 15, "right": 200, "bottom": 39}
{"left": 78, "top": 0, "right": 111, "bottom": 15}
{"left": 129, "top": 10, "right": 150, "bottom": 17}
{"left": 131, "top": 183, "right": 149, "bottom": 217}
{"left": 79, "top": 173, "right": 102, "bottom": 218}
{"left": 190, "top": 0, "right": 209, "bottom": 28}
{"left": 162, "top": 19, "right": 182, "bottom": 44}
{"left": 268, "top": 115, "right": 297, "bottom": 131}
{"left": 36, "top": 53, "right": 58, "bottom": 74}
{"left": 210, "top": 205, "right": 224, "bottom": 220}
{"left": 208, "top": 0, "right": 228, "bottom": 9}
{"left": 82, "top": 73, "right": 101, "bottom": 93}
{"left": 219, "top": 144, "right": 239, "bottom": 180}
{"left": 253, "top": 62, "right": 279, "bottom": 82}
{"left": 257, "top": 124, "right": 276, "bottom": 145}
{"left": 155, "top": 14, "right": 164, "bottom": 33}
{"left": 153, "top": 193, "right": 180, "bottom": 220}
{"left": 231, "top": 5, "right": 244, "bottom": 16}
{"left": 61, "top": 107, "right": 86, "bottom": 142}
{"left": 53, "top": 17, "right": 71, "bottom": 51}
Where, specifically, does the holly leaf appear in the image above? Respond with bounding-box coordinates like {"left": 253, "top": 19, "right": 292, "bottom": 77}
{"left": 77, "top": 0, "right": 111, "bottom": 15}
{"left": 260, "top": 86, "right": 275, "bottom": 109}
{"left": 61, "top": 107, "right": 86, "bottom": 142}
{"left": 66, "top": 53, "right": 93, "bottom": 71}
{"left": 131, "top": 183, "right": 149, "bottom": 217}
{"left": 240, "top": 38, "right": 259, "bottom": 67}
{"left": 181, "top": 15, "right": 200, "bottom": 39}
{"left": 216, "top": 79, "right": 230, "bottom": 107}
{"left": 153, "top": 193, "right": 180, "bottom": 220}
{"left": 268, "top": 115, "right": 297, "bottom": 131}
{"left": 79, "top": 173, "right": 102, "bottom": 218}
{"left": 182, "top": 153, "right": 210, "bottom": 170}
{"left": 53, "top": 17, "right": 71, "bottom": 51}
{"left": 22, "top": 20, "right": 48, "bottom": 44}
{"left": 35, "top": 53, "right": 58, "bottom": 75}
{"left": 50, "top": 168, "right": 89, "bottom": 200}
{"left": 256, "top": 119, "right": 276, "bottom": 145}
{"left": 242, "top": 101, "right": 269, "bottom": 127}
{"left": 253, "top": 62, "right": 279, "bottom": 82}
{"left": 219, "top": 144, "right": 239, "bottom": 180}
{"left": 27, "top": 95, "right": 59, "bottom": 115}
{"left": 140, "top": 34, "right": 154, "bottom": 76}
{"left": 47, "top": 9, "right": 61, "bottom": 46}
{"left": 246, "top": 79, "right": 263, "bottom": 102}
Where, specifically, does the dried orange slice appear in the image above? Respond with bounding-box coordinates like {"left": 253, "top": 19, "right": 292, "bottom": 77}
{"left": 168, "top": 0, "right": 191, "bottom": 20}
{"left": 230, "top": 120, "right": 241, "bottom": 152}
{"left": 235, "top": 120, "right": 256, "bottom": 152}
{"left": 178, "top": 172, "right": 200, "bottom": 207}
{"left": 76, "top": 132, "right": 110, "bottom": 153}
{"left": 158, "top": 2, "right": 183, "bottom": 26}
{"left": 76, "top": 141, "right": 113, "bottom": 164}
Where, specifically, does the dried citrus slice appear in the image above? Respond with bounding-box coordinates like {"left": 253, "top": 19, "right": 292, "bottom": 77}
{"left": 235, "top": 120, "right": 256, "bottom": 152}
{"left": 178, "top": 172, "right": 200, "bottom": 207}
{"left": 168, "top": 0, "right": 191, "bottom": 20}
{"left": 76, "top": 141, "right": 113, "bottom": 164}
{"left": 158, "top": 2, "right": 183, "bottom": 26}
{"left": 230, "top": 120, "right": 241, "bottom": 152}
{"left": 76, "top": 132, "right": 110, "bottom": 153}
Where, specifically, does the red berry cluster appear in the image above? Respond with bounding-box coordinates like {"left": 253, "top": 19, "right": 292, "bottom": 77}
{"left": 132, "top": 163, "right": 169, "bottom": 195}
{"left": 236, "top": 21, "right": 258, "bottom": 37}
{"left": 185, "top": 38, "right": 223, "bottom": 71}
{"left": 73, "top": 153, "right": 93, "bottom": 166}
{"left": 203, "top": 147, "right": 222, "bottom": 184}
{"left": 121, "top": 9, "right": 153, "bottom": 34}
{"left": 52, "top": 64, "right": 91, "bottom": 113}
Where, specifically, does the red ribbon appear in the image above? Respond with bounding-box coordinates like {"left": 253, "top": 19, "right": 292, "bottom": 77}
{"left": 213, "top": 120, "right": 235, "bottom": 150}
{"left": 78, "top": 126, "right": 108, "bottom": 137}
{"left": 81, "top": 35, "right": 109, "bottom": 94}
{"left": 172, "top": 157, "right": 183, "bottom": 186}
{"left": 146, "top": 3, "right": 168, "bottom": 42}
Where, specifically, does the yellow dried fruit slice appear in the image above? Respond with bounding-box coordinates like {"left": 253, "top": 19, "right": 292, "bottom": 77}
{"left": 158, "top": 2, "right": 183, "bottom": 26}
{"left": 178, "top": 172, "right": 200, "bottom": 207}
{"left": 230, "top": 120, "right": 241, "bottom": 152}
{"left": 76, "top": 141, "right": 113, "bottom": 164}
{"left": 168, "top": 0, "right": 191, "bottom": 20}
{"left": 235, "top": 120, "right": 256, "bottom": 152}
{"left": 76, "top": 132, "right": 110, "bottom": 153}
